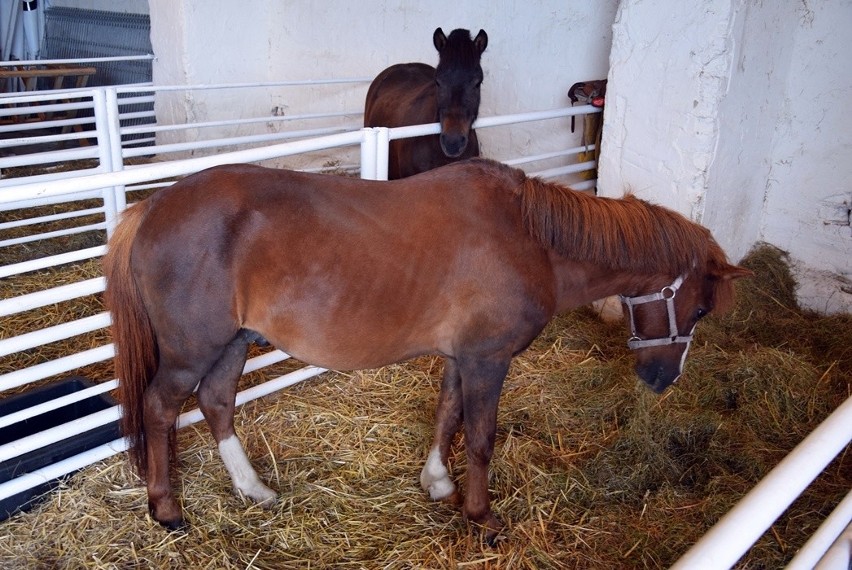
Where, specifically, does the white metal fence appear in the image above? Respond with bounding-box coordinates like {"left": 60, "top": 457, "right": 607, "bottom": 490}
{"left": 1, "top": 80, "right": 849, "bottom": 568}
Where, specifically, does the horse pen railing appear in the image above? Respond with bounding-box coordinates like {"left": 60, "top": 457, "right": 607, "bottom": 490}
{"left": 1, "top": 81, "right": 849, "bottom": 567}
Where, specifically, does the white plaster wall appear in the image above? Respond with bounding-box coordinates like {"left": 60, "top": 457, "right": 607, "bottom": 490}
{"left": 148, "top": 0, "right": 618, "bottom": 167}
{"left": 702, "top": 1, "right": 796, "bottom": 263}
{"left": 148, "top": 0, "right": 275, "bottom": 150}
{"left": 267, "top": 1, "right": 617, "bottom": 164}
{"left": 759, "top": 1, "right": 852, "bottom": 314}
{"left": 598, "top": 0, "right": 737, "bottom": 220}
{"left": 599, "top": 0, "right": 851, "bottom": 314}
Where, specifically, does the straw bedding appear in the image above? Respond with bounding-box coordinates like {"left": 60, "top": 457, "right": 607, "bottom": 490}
{"left": 0, "top": 209, "right": 849, "bottom": 569}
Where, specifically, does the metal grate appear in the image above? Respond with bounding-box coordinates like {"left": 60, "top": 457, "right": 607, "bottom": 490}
{"left": 42, "top": 7, "right": 152, "bottom": 87}
{"left": 41, "top": 7, "right": 154, "bottom": 145}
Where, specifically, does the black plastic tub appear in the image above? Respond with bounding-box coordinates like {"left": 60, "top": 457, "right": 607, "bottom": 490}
{"left": 0, "top": 376, "right": 121, "bottom": 521}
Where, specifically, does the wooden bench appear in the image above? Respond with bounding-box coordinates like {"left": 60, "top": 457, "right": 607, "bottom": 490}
{"left": 0, "top": 64, "right": 97, "bottom": 93}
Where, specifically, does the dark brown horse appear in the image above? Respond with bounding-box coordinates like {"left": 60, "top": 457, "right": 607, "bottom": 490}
{"left": 103, "top": 158, "right": 750, "bottom": 544}
{"left": 364, "top": 28, "right": 488, "bottom": 179}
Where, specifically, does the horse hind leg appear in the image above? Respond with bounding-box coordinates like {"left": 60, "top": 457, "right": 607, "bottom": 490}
{"left": 420, "top": 358, "right": 463, "bottom": 506}
{"left": 196, "top": 330, "right": 276, "bottom": 506}
{"left": 143, "top": 359, "right": 211, "bottom": 529}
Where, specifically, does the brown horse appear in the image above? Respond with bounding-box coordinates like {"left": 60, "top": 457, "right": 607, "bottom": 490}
{"left": 103, "top": 158, "right": 750, "bottom": 544}
{"left": 364, "top": 28, "right": 488, "bottom": 179}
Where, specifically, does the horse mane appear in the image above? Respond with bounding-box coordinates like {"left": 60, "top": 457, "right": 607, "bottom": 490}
{"left": 515, "top": 174, "right": 731, "bottom": 282}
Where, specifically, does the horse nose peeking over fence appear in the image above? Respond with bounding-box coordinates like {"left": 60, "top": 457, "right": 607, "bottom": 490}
{"left": 103, "top": 158, "right": 750, "bottom": 545}
{"left": 364, "top": 27, "right": 488, "bottom": 179}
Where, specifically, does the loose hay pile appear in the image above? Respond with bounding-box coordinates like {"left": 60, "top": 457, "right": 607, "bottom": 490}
{"left": 0, "top": 244, "right": 849, "bottom": 569}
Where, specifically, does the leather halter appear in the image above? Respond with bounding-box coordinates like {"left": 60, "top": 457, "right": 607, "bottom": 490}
{"left": 620, "top": 275, "right": 696, "bottom": 350}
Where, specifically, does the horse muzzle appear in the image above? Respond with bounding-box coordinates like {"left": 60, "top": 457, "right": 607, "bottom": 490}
{"left": 635, "top": 356, "right": 684, "bottom": 393}
{"left": 439, "top": 131, "right": 469, "bottom": 158}
{"left": 621, "top": 274, "right": 695, "bottom": 393}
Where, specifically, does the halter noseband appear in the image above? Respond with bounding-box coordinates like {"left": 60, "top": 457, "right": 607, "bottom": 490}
{"left": 620, "top": 275, "right": 695, "bottom": 350}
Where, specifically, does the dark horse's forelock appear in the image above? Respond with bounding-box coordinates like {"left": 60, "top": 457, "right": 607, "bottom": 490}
{"left": 515, "top": 175, "right": 729, "bottom": 280}
{"left": 437, "top": 29, "right": 485, "bottom": 69}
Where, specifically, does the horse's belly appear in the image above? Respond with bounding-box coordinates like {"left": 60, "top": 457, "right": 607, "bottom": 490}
{"left": 242, "top": 291, "right": 453, "bottom": 371}
{"left": 256, "top": 317, "right": 442, "bottom": 372}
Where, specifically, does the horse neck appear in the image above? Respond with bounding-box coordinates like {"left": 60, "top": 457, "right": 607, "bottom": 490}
{"left": 548, "top": 255, "right": 671, "bottom": 313}
{"left": 516, "top": 175, "right": 706, "bottom": 307}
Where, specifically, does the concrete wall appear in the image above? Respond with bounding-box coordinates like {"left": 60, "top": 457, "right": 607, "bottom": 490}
{"left": 599, "top": 0, "right": 851, "bottom": 313}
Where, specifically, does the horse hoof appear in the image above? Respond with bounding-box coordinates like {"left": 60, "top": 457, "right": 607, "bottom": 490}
{"left": 238, "top": 482, "right": 278, "bottom": 506}
{"left": 256, "top": 494, "right": 278, "bottom": 509}
{"left": 469, "top": 514, "right": 504, "bottom": 547}
{"left": 483, "top": 527, "right": 502, "bottom": 548}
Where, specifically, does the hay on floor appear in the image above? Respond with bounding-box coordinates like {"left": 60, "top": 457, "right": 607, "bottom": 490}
{"left": 0, "top": 243, "right": 849, "bottom": 569}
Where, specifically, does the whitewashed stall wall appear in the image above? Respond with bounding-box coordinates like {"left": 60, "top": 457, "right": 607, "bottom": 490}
{"left": 598, "top": 0, "right": 852, "bottom": 314}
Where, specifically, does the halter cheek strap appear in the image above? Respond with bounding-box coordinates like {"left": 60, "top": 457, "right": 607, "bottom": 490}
{"left": 620, "top": 275, "right": 696, "bottom": 350}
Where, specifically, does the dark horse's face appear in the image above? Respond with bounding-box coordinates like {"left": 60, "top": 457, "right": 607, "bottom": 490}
{"left": 432, "top": 28, "right": 488, "bottom": 158}
{"left": 623, "top": 263, "right": 750, "bottom": 393}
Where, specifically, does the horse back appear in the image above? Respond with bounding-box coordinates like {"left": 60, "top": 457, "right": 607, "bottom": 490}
{"left": 364, "top": 63, "right": 437, "bottom": 128}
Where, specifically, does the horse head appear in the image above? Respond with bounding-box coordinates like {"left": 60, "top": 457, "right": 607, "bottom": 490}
{"left": 621, "top": 260, "right": 752, "bottom": 393}
{"left": 432, "top": 27, "right": 488, "bottom": 158}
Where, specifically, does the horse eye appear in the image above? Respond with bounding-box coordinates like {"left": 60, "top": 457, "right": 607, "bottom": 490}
{"left": 695, "top": 308, "right": 708, "bottom": 320}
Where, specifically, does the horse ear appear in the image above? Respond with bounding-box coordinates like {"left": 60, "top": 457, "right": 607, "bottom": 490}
{"left": 718, "top": 264, "right": 753, "bottom": 281}
{"left": 433, "top": 28, "right": 447, "bottom": 51}
{"left": 710, "top": 263, "right": 753, "bottom": 315}
{"left": 474, "top": 29, "right": 488, "bottom": 54}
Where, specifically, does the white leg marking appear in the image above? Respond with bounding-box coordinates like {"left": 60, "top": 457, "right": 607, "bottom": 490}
{"left": 218, "top": 435, "right": 277, "bottom": 505}
{"left": 420, "top": 445, "right": 456, "bottom": 501}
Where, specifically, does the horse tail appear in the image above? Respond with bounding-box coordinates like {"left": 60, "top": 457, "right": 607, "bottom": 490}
{"left": 103, "top": 200, "right": 158, "bottom": 479}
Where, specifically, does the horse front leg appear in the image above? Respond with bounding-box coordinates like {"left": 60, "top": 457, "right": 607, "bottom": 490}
{"left": 420, "top": 358, "right": 463, "bottom": 506}
{"left": 459, "top": 355, "right": 510, "bottom": 546}
{"left": 197, "top": 332, "right": 277, "bottom": 506}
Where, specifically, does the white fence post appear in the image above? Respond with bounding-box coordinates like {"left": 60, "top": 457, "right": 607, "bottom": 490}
{"left": 375, "top": 127, "right": 389, "bottom": 181}
{"left": 357, "top": 127, "right": 389, "bottom": 181}
{"left": 92, "top": 89, "right": 122, "bottom": 238}
{"left": 787, "top": 490, "right": 852, "bottom": 569}
{"left": 360, "top": 127, "right": 377, "bottom": 180}
{"left": 105, "top": 87, "right": 127, "bottom": 215}
{"left": 100, "top": 87, "right": 127, "bottom": 237}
